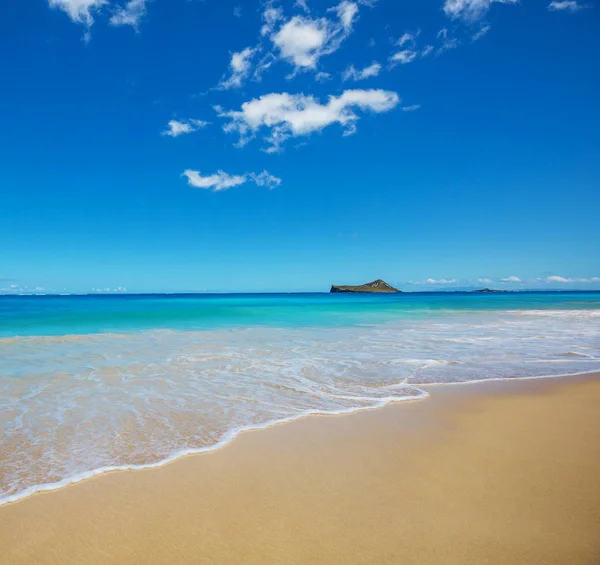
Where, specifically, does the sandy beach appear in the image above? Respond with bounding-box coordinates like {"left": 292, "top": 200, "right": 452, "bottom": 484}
{"left": 1, "top": 373, "right": 599, "bottom": 565}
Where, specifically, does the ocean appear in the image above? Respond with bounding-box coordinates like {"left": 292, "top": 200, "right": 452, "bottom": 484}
{"left": 1, "top": 292, "right": 599, "bottom": 504}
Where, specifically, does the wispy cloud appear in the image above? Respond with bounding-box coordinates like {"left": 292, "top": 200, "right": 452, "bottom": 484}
{"left": 162, "top": 119, "right": 210, "bottom": 137}
{"left": 478, "top": 278, "right": 493, "bottom": 284}
{"left": 437, "top": 28, "right": 459, "bottom": 54}
{"left": 443, "top": 0, "right": 518, "bottom": 22}
{"left": 543, "top": 276, "right": 600, "bottom": 283}
{"left": 48, "top": 0, "right": 107, "bottom": 27}
{"left": 548, "top": 1, "right": 588, "bottom": 11}
{"left": 472, "top": 24, "right": 491, "bottom": 41}
{"left": 182, "top": 169, "right": 282, "bottom": 192}
{"left": 390, "top": 50, "right": 418, "bottom": 65}
{"left": 501, "top": 276, "right": 522, "bottom": 283}
{"left": 218, "top": 47, "right": 257, "bottom": 90}
{"left": 294, "top": 0, "right": 311, "bottom": 13}
{"left": 342, "top": 62, "right": 382, "bottom": 81}
{"left": 216, "top": 89, "right": 400, "bottom": 152}
{"left": 402, "top": 104, "right": 421, "bottom": 112}
{"left": 48, "top": 0, "right": 107, "bottom": 39}
{"left": 315, "top": 71, "right": 332, "bottom": 82}
{"left": 410, "top": 278, "right": 458, "bottom": 285}
{"left": 389, "top": 31, "right": 420, "bottom": 66}
{"left": 109, "top": 0, "right": 147, "bottom": 30}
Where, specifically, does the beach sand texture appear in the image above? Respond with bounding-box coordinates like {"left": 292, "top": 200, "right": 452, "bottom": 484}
{"left": 1, "top": 374, "right": 599, "bottom": 565}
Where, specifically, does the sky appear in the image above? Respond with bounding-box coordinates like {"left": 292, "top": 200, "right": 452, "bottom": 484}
{"left": 0, "top": 0, "right": 599, "bottom": 293}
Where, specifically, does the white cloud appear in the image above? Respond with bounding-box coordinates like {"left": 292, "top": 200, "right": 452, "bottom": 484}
{"left": 216, "top": 89, "right": 400, "bottom": 152}
{"left": 48, "top": 0, "right": 107, "bottom": 27}
{"left": 91, "top": 287, "right": 128, "bottom": 293}
{"left": 397, "top": 31, "right": 418, "bottom": 47}
{"left": 544, "top": 276, "right": 600, "bottom": 283}
{"left": 221, "top": 1, "right": 368, "bottom": 88}
{"left": 219, "top": 47, "right": 257, "bottom": 89}
{"left": 478, "top": 278, "right": 493, "bottom": 284}
{"left": 272, "top": 17, "right": 326, "bottom": 69}
{"left": 271, "top": 1, "right": 360, "bottom": 72}
{"left": 437, "top": 28, "right": 459, "bottom": 53}
{"left": 248, "top": 170, "right": 283, "bottom": 189}
{"left": 334, "top": 1, "right": 360, "bottom": 29}
{"left": 295, "top": 0, "right": 311, "bottom": 13}
{"left": 182, "top": 169, "right": 282, "bottom": 192}
{"left": 548, "top": 1, "right": 587, "bottom": 11}
{"left": 411, "top": 278, "right": 458, "bottom": 285}
{"left": 315, "top": 71, "right": 332, "bottom": 82}
{"left": 261, "top": 6, "right": 284, "bottom": 36}
{"left": 429, "top": 278, "right": 457, "bottom": 284}
{"left": 233, "top": 5, "right": 242, "bottom": 18}
{"left": 402, "top": 104, "right": 421, "bottom": 112}
{"left": 162, "top": 119, "right": 210, "bottom": 137}
{"left": 472, "top": 24, "right": 491, "bottom": 41}
{"left": 501, "top": 276, "right": 522, "bottom": 283}
{"left": 443, "top": 0, "right": 518, "bottom": 21}
{"left": 342, "top": 62, "right": 382, "bottom": 81}
{"left": 390, "top": 31, "right": 420, "bottom": 66}
{"left": 110, "top": 0, "right": 146, "bottom": 30}
{"left": 390, "top": 50, "right": 418, "bottom": 65}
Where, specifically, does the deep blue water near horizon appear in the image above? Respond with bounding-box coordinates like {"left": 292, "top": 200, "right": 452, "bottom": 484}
{"left": 1, "top": 291, "right": 599, "bottom": 504}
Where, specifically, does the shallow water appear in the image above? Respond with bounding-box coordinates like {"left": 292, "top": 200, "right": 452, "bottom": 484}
{"left": 1, "top": 292, "right": 599, "bottom": 504}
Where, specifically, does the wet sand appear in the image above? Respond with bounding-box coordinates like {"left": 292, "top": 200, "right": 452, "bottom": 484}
{"left": 1, "top": 373, "right": 600, "bottom": 564}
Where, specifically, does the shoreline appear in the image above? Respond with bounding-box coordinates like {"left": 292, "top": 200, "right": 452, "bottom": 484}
{"left": 1, "top": 368, "right": 598, "bottom": 508}
{"left": 2, "top": 372, "right": 600, "bottom": 564}
{"left": 1, "top": 371, "right": 599, "bottom": 564}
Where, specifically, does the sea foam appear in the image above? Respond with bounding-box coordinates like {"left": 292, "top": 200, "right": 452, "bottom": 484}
{"left": 1, "top": 307, "right": 599, "bottom": 505}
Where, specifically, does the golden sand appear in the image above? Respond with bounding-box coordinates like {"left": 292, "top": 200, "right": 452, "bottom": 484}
{"left": 1, "top": 374, "right": 600, "bottom": 565}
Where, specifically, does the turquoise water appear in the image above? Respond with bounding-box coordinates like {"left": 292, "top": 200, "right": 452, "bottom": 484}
{"left": 1, "top": 292, "right": 599, "bottom": 504}
{"left": 2, "top": 292, "right": 600, "bottom": 336}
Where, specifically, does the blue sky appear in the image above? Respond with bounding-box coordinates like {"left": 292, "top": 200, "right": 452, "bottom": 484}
{"left": 1, "top": 0, "right": 599, "bottom": 293}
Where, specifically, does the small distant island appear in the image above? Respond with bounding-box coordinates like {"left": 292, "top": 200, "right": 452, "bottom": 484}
{"left": 471, "top": 288, "right": 507, "bottom": 294}
{"left": 330, "top": 279, "right": 401, "bottom": 293}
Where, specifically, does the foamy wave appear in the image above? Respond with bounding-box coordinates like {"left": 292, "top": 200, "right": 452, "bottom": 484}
{"left": 1, "top": 308, "right": 599, "bottom": 505}
{"left": 508, "top": 309, "right": 600, "bottom": 318}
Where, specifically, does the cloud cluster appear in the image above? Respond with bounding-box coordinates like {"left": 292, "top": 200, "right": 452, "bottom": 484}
{"left": 543, "top": 276, "right": 600, "bottom": 283}
{"left": 216, "top": 89, "right": 400, "bottom": 152}
{"left": 548, "top": 1, "right": 587, "bottom": 11}
{"left": 443, "top": 0, "right": 518, "bottom": 22}
{"left": 182, "top": 169, "right": 282, "bottom": 192}
{"left": 48, "top": 0, "right": 107, "bottom": 27}
{"left": 411, "top": 278, "right": 458, "bottom": 285}
{"left": 109, "top": 0, "right": 147, "bottom": 30}
{"left": 49, "top": 0, "right": 147, "bottom": 36}
{"left": 389, "top": 32, "right": 426, "bottom": 66}
{"left": 162, "top": 119, "right": 210, "bottom": 137}
{"left": 217, "top": 0, "right": 369, "bottom": 90}
{"left": 342, "top": 62, "right": 382, "bottom": 81}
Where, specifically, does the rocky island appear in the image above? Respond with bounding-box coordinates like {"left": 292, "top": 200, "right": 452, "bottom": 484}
{"left": 330, "top": 279, "right": 401, "bottom": 293}
{"left": 472, "top": 288, "right": 506, "bottom": 294}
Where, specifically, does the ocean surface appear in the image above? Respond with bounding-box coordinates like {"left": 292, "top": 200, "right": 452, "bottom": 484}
{"left": 1, "top": 292, "right": 599, "bottom": 504}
